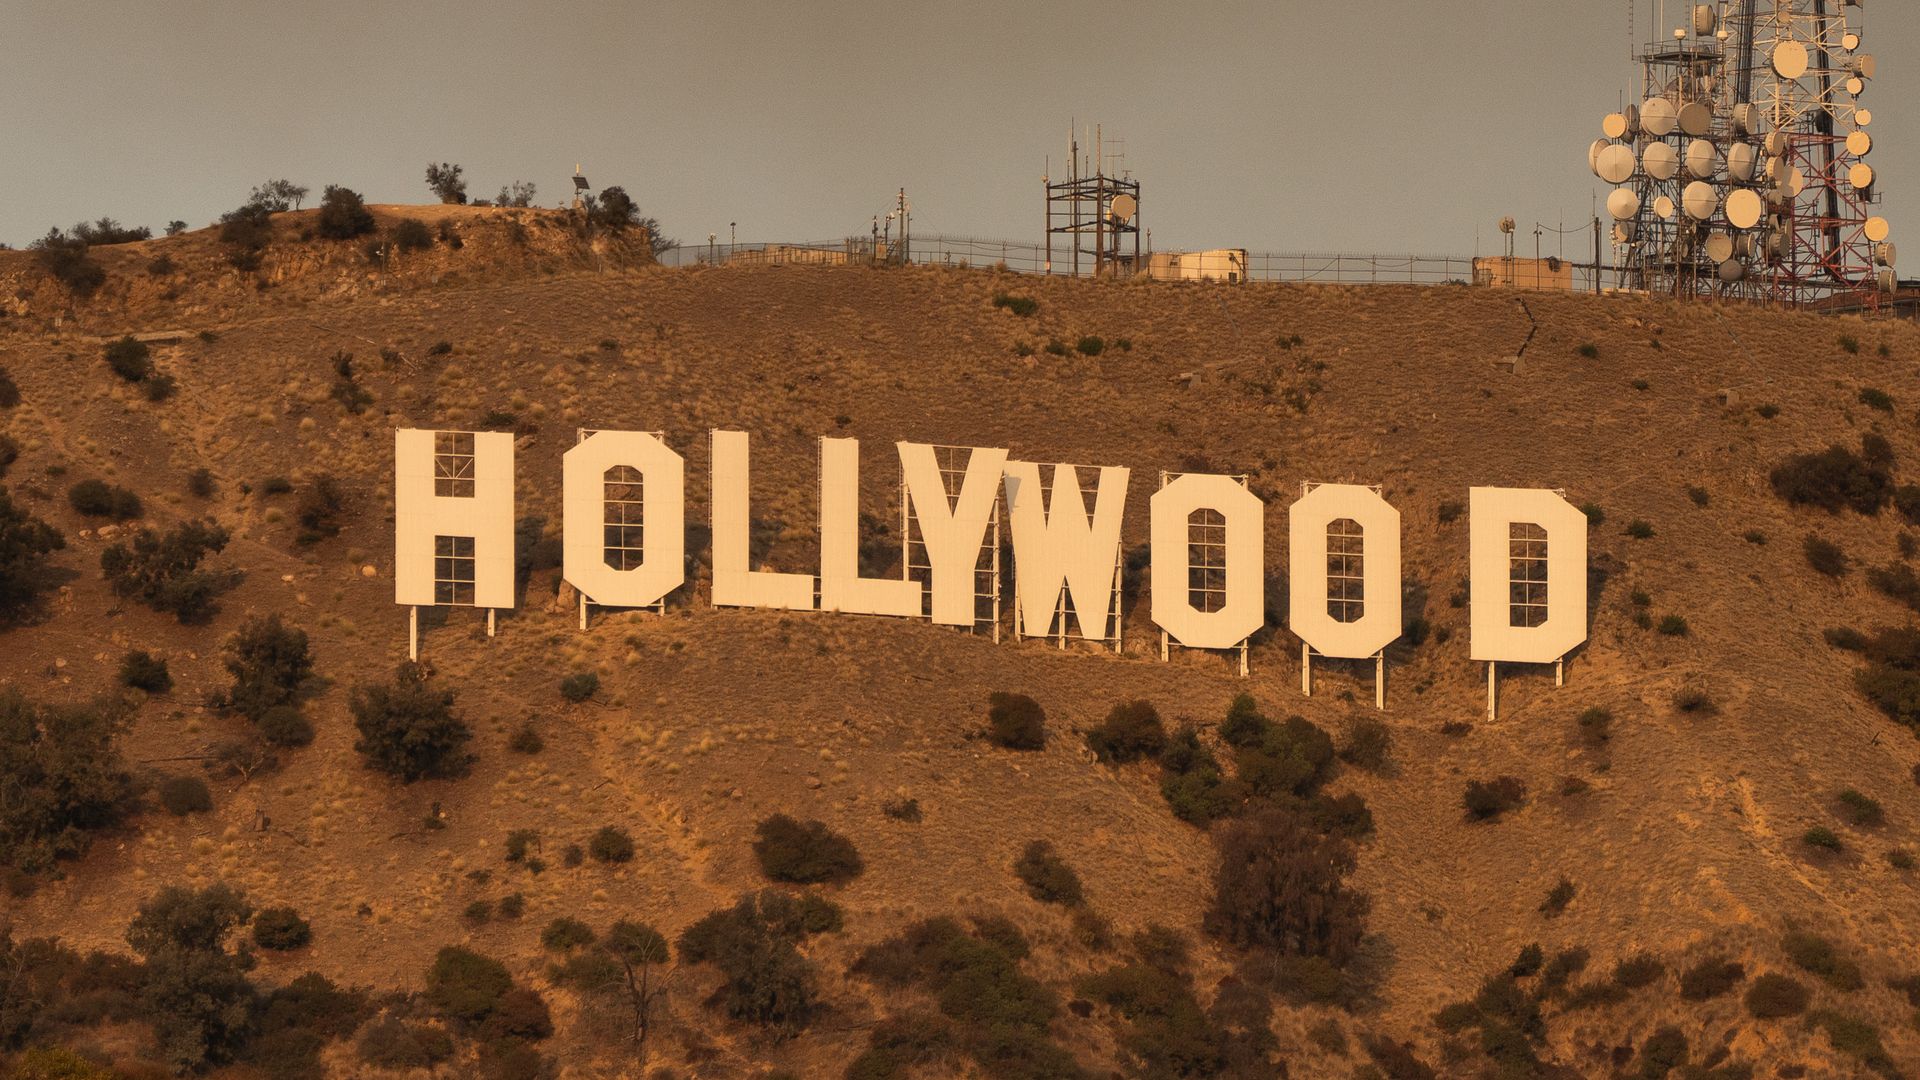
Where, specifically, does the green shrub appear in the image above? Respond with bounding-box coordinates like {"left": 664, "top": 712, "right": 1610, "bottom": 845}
{"left": 1463, "top": 776, "right": 1526, "bottom": 820}
{"left": 104, "top": 336, "right": 153, "bottom": 383}
{"left": 1220, "top": 693, "right": 1268, "bottom": 748}
{"left": 1657, "top": 614, "right": 1690, "bottom": 636}
{"left": 0, "top": 490, "right": 64, "bottom": 624}
{"left": 1686, "top": 485, "right": 1709, "bottom": 507}
{"left": 1678, "top": 957, "right": 1744, "bottom": 1001}
{"left": 1867, "top": 561, "right": 1920, "bottom": 610}
{"left": 1672, "top": 686, "right": 1715, "bottom": 714}
{"left": 1812, "top": 1010, "right": 1895, "bottom": 1073}
{"left": 252, "top": 907, "right": 312, "bottom": 950}
{"left": 752, "top": 814, "right": 861, "bottom": 883}
{"left": 68, "top": 479, "right": 143, "bottom": 519}
{"left": 1888, "top": 848, "right": 1915, "bottom": 870}
{"left": 1824, "top": 626, "right": 1868, "bottom": 651}
{"left": 391, "top": 217, "right": 432, "bottom": 252}
{"left": 259, "top": 475, "right": 292, "bottom": 495}
{"left": 425, "top": 946, "right": 512, "bottom": 1022}
{"left": 1745, "top": 972, "right": 1809, "bottom": 1018}
{"left": 356, "top": 1017, "right": 454, "bottom": 1069}
{"left": 508, "top": 723, "right": 543, "bottom": 754}
{"left": 1235, "top": 715, "right": 1335, "bottom": 800}
{"left": 101, "top": 521, "right": 233, "bottom": 622}
{"left": 0, "top": 368, "right": 19, "bottom": 409}
{"left": 258, "top": 705, "right": 314, "bottom": 748}
{"left": 505, "top": 829, "right": 538, "bottom": 863}
{"left": 1538, "top": 877, "right": 1574, "bottom": 916}
{"left": 464, "top": 899, "right": 493, "bottom": 923}
{"left": 292, "top": 475, "right": 346, "bottom": 542}
{"left": 1770, "top": 441, "right": 1893, "bottom": 514}
{"left": 882, "top": 796, "right": 921, "bottom": 822}
{"left": 559, "top": 672, "right": 599, "bottom": 703}
{"left": 1859, "top": 387, "right": 1893, "bottom": 411}
{"left": 1012, "top": 840, "right": 1083, "bottom": 906}
{"left": 1638, "top": 1026, "right": 1688, "bottom": 1077}
{"left": 128, "top": 883, "right": 258, "bottom": 1071}
{"left": 1075, "top": 336, "right": 1105, "bottom": 356}
{"left": 1783, "top": 930, "right": 1863, "bottom": 990}
{"left": 680, "top": 891, "right": 840, "bottom": 1028}
{"left": 1580, "top": 502, "right": 1605, "bottom": 524}
{"left": 990, "top": 292, "right": 1037, "bottom": 317}
{"left": 1087, "top": 700, "right": 1167, "bottom": 763}
{"left": 1756, "top": 402, "right": 1780, "bottom": 419}
{"left": 496, "top": 892, "right": 524, "bottom": 918}
{"left": 985, "top": 691, "right": 1046, "bottom": 750}
{"left": 1577, "top": 706, "right": 1612, "bottom": 745}
{"left": 31, "top": 229, "right": 106, "bottom": 295}
{"left": 158, "top": 775, "right": 212, "bottom": 816}
{"left": 540, "top": 917, "right": 596, "bottom": 951}
{"left": 1625, "top": 519, "right": 1654, "bottom": 539}
{"left": 1838, "top": 788, "right": 1884, "bottom": 826}
{"left": 350, "top": 663, "right": 471, "bottom": 781}
{"left": 0, "top": 693, "right": 135, "bottom": 869}
{"left": 315, "top": 185, "right": 375, "bottom": 240}
{"left": 1613, "top": 953, "right": 1664, "bottom": 989}
{"left": 118, "top": 650, "right": 172, "bottom": 693}
{"left": 1575, "top": 343, "right": 1599, "bottom": 359}
{"left": 1803, "top": 826, "right": 1842, "bottom": 851}
{"left": 587, "top": 825, "right": 635, "bottom": 864}
{"left": 1437, "top": 500, "right": 1464, "bottom": 524}
{"left": 221, "top": 614, "right": 311, "bottom": 720}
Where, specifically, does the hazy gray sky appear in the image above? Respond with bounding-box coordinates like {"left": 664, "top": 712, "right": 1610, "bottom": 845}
{"left": 2, "top": 2, "right": 1912, "bottom": 258}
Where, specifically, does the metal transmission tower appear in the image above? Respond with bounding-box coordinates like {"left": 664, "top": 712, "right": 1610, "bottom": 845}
{"left": 1587, "top": 1, "right": 1892, "bottom": 306}
{"left": 1044, "top": 124, "right": 1141, "bottom": 278}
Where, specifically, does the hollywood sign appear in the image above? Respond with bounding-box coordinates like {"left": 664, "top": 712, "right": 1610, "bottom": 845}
{"left": 393, "top": 430, "right": 1588, "bottom": 713}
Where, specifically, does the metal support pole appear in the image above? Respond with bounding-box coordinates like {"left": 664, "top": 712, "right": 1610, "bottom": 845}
{"left": 1301, "top": 643, "right": 1313, "bottom": 696}
{"left": 1486, "top": 661, "right": 1498, "bottom": 721}
{"left": 579, "top": 595, "right": 588, "bottom": 631}
{"left": 1555, "top": 657, "right": 1565, "bottom": 687}
{"left": 1375, "top": 652, "right": 1386, "bottom": 711}
{"left": 408, "top": 606, "right": 419, "bottom": 661}
{"left": 487, "top": 608, "right": 496, "bottom": 637}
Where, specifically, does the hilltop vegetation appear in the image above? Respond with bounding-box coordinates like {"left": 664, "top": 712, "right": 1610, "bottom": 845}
{"left": 1, "top": 217, "right": 1920, "bottom": 1075}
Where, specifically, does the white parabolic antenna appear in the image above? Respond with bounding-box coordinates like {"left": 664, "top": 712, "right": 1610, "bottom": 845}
{"left": 1110, "top": 193, "right": 1137, "bottom": 222}
{"left": 1855, "top": 55, "right": 1877, "bottom": 80}
{"left": 1850, "top": 163, "right": 1875, "bottom": 191}
{"left": 1866, "top": 216, "right": 1892, "bottom": 243}
{"left": 1843, "top": 32, "right": 1861, "bottom": 52}
{"left": 1693, "top": 4, "right": 1716, "bottom": 34}
{"left": 1726, "top": 189, "right": 1765, "bottom": 230}
{"left": 1643, "top": 142, "right": 1680, "bottom": 180}
{"left": 1608, "top": 187, "right": 1642, "bottom": 221}
{"left": 1846, "top": 76, "right": 1865, "bottom": 96}
{"left": 1654, "top": 195, "right": 1677, "bottom": 220}
{"left": 1857, "top": 109, "right": 1873, "bottom": 127}
{"left": 1734, "top": 102, "right": 1764, "bottom": 135}
{"left": 1705, "top": 233, "right": 1735, "bottom": 262}
{"left": 1589, "top": 139, "right": 1610, "bottom": 174}
{"left": 1685, "top": 139, "right": 1719, "bottom": 179}
{"left": 1603, "top": 113, "right": 1630, "bottom": 139}
{"left": 1847, "top": 130, "right": 1873, "bottom": 157}
{"left": 1765, "top": 131, "right": 1789, "bottom": 156}
{"left": 1683, "top": 181, "right": 1718, "bottom": 221}
{"left": 1718, "top": 259, "right": 1746, "bottom": 283}
{"left": 1678, "top": 102, "right": 1713, "bottom": 137}
{"left": 1773, "top": 40, "right": 1810, "bottom": 80}
{"left": 1641, "top": 97, "right": 1678, "bottom": 136}
{"left": 1878, "top": 242, "right": 1898, "bottom": 268}
{"left": 1596, "top": 144, "right": 1637, "bottom": 184}
{"left": 1728, "top": 143, "right": 1758, "bottom": 182}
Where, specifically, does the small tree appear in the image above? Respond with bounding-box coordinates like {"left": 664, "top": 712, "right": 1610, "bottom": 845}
{"left": 100, "top": 521, "right": 234, "bottom": 622}
{"left": 315, "top": 185, "right": 375, "bottom": 240}
{"left": 30, "top": 229, "right": 106, "bottom": 296}
{"left": 350, "top": 663, "right": 471, "bottom": 780}
{"left": 127, "top": 884, "right": 257, "bottom": 1072}
{"left": 0, "top": 694, "right": 135, "bottom": 870}
{"left": 247, "top": 179, "right": 309, "bottom": 212}
{"left": 605, "top": 920, "right": 672, "bottom": 1061}
{"left": 68, "top": 479, "right": 143, "bottom": 519}
{"left": 1206, "top": 801, "right": 1370, "bottom": 967}
{"left": 496, "top": 181, "right": 537, "bottom": 208}
{"left": 425, "top": 946, "right": 512, "bottom": 1023}
{"left": 1088, "top": 700, "right": 1168, "bottom": 763}
{"left": 104, "top": 336, "right": 154, "bottom": 382}
{"left": 425, "top": 163, "right": 468, "bottom": 204}
{"left": 293, "top": 475, "right": 346, "bottom": 542}
{"left": 589, "top": 826, "right": 635, "bottom": 864}
{"left": 391, "top": 217, "right": 433, "bottom": 252}
{"left": 119, "top": 650, "right": 172, "bottom": 693}
{"left": 1013, "top": 840, "right": 1084, "bottom": 906}
{"left": 0, "top": 488, "right": 64, "bottom": 624}
{"left": 752, "top": 814, "right": 863, "bottom": 884}
{"left": 252, "top": 907, "right": 313, "bottom": 951}
{"left": 985, "top": 691, "right": 1046, "bottom": 750}
{"left": 221, "top": 614, "right": 312, "bottom": 721}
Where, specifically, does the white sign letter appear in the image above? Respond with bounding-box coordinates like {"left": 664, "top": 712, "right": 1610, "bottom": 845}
{"left": 1003, "top": 462, "right": 1129, "bottom": 639}
{"left": 395, "top": 429, "right": 515, "bottom": 609}
{"left": 563, "top": 430, "right": 686, "bottom": 609}
{"left": 1288, "top": 483, "right": 1401, "bottom": 658}
{"left": 1150, "top": 474, "right": 1264, "bottom": 649}
{"left": 899, "top": 443, "right": 1010, "bottom": 626}
{"left": 1469, "top": 487, "right": 1589, "bottom": 663}
{"left": 818, "top": 437, "right": 919, "bottom": 617}
{"left": 710, "top": 430, "right": 814, "bottom": 611}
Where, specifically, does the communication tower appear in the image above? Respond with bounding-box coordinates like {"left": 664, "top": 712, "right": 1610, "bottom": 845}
{"left": 1586, "top": 1, "right": 1892, "bottom": 306}
{"left": 1045, "top": 124, "right": 1141, "bottom": 277}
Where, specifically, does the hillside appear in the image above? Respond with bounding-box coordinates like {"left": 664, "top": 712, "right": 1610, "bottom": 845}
{"left": 4, "top": 211, "right": 1920, "bottom": 1078}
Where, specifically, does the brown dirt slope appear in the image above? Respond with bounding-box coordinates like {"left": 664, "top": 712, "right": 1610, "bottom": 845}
{"left": 4, "top": 215, "right": 1920, "bottom": 1076}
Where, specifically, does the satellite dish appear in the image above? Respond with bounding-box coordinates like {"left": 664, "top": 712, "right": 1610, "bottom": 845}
{"left": 1850, "top": 163, "right": 1876, "bottom": 191}
{"left": 1764, "top": 131, "right": 1789, "bottom": 156}
{"left": 1693, "top": 4, "right": 1716, "bottom": 34}
{"left": 1588, "top": 140, "right": 1610, "bottom": 175}
{"left": 1856, "top": 108, "right": 1872, "bottom": 127}
{"left": 1879, "top": 268, "right": 1899, "bottom": 294}
{"left": 1718, "top": 259, "right": 1746, "bottom": 283}
{"left": 1678, "top": 102, "right": 1713, "bottom": 137}
{"left": 1854, "top": 54, "right": 1877, "bottom": 80}
{"left": 1728, "top": 143, "right": 1759, "bottom": 182}
{"left": 1500, "top": 216, "right": 1517, "bottom": 234}
{"left": 1773, "top": 40, "right": 1810, "bottom": 79}
{"left": 1865, "top": 216, "right": 1892, "bottom": 243}
{"left": 1613, "top": 221, "right": 1637, "bottom": 244}
{"left": 1765, "top": 230, "right": 1785, "bottom": 259}
{"left": 1602, "top": 113, "right": 1630, "bottom": 139}
{"left": 1705, "top": 233, "right": 1735, "bottom": 262}
{"left": 1685, "top": 139, "right": 1720, "bottom": 179}
{"left": 1643, "top": 142, "right": 1680, "bottom": 180}
{"left": 1843, "top": 32, "right": 1861, "bottom": 52}
{"left": 1641, "top": 97, "right": 1678, "bottom": 136}
{"left": 1846, "top": 76, "right": 1865, "bottom": 96}
{"left": 1734, "top": 233, "right": 1755, "bottom": 259}
{"left": 1654, "top": 195, "right": 1677, "bottom": 220}
{"left": 1623, "top": 103, "right": 1640, "bottom": 133}
{"left": 1607, "top": 187, "right": 1642, "bottom": 221}
{"left": 1877, "top": 241, "right": 1898, "bottom": 268}
{"left": 1785, "top": 166, "right": 1807, "bottom": 197}
{"left": 1726, "top": 189, "right": 1766, "bottom": 229}
{"left": 1110, "top": 193, "right": 1137, "bottom": 223}
{"left": 1733, "top": 102, "right": 1764, "bottom": 135}
{"left": 1596, "top": 144, "right": 1638, "bottom": 184}
{"left": 1683, "top": 181, "right": 1718, "bottom": 221}
{"left": 1847, "top": 130, "right": 1873, "bottom": 156}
